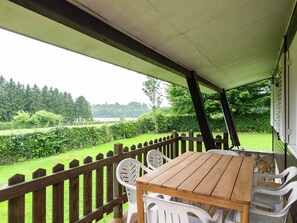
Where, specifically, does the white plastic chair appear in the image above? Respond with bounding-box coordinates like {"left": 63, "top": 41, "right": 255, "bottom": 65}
{"left": 225, "top": 181, "right": 297, "bottom": 223}
{"left": 143, "top": 195, "right": 223, "bottom": 223}
{"left": 252, "top": 166, "right": 297, "bottom": 212}
{"left": 206, "top": 149, "right": 239, "bottom": 156}
{"left": 116, "top": 158, "right": 170, "bottom": 223}
{"left": 146, "top": 149, "right": 172, "bottom": 170}
{"left": 253, "top": 166, "right": 297, "bottom": 189}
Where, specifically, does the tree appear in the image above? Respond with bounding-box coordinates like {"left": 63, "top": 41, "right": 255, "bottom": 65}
{"left": 75, "top": 96, "right": 92, "bottom": 121}
{"left": 166, "top": 79, "right": 271, "bottom": 117}
{"left": 142, "top": 77, "right": 162, "bottom": 132}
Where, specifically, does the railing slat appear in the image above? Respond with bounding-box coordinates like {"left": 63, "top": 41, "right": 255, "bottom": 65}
{"left": 113, "top": 143, "right": 123, "bottom": 218}
{"left": 106, "top": 151, "right": 114, "bottom": 214}
{"left": 172, "top": 131, "right": 178, "bottom": 158}
{"left": 215, "top": 135, "right": 222, "bottom": 149}
{"left": 196, "top": 134, "right": 202, "bottom": 152}
{"left": 181, "top": 133, "right": 186, "bottom": 154}
{"left": 189, "top": 130, "right": 194, "bottom": 151}
{"left": 83, "top": 157, "right": 92, "bottom": 217}
{"left": 32, "top": 169, "right": 46, "bottom": 223}
{"left": 69, "top": 160, "right": 79, "bottom": 223}
{"left": 223, "top": 132, "right": 229, "bottom": 150}
{"left": 53, "top": 164, "right": 64, "bottom": 223}
{"left": 8, "top": 174, "right": 25, "bottom": 223}
{"left": 138, "top": 143, "right": 144, "bottom": 176}
{"left": 96, "top": 153, "right": 104, "bottom": 221}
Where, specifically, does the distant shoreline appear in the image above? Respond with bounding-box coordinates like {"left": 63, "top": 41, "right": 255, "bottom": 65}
{"left": 93, "top": 117, "right": 137, "bottom": 122}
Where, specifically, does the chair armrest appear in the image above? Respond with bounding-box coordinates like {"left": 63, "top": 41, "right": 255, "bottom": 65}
{"left": 252, "top": 187, "right": 285, "bottom": 197}
{"left": 253, "top": 172, "right": 284, "bottom": 186}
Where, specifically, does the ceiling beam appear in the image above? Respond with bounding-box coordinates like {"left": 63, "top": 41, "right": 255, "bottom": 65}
{"left": 9, "top": 0, "right": 223, "bottom": 93}
{"left": 287, "top": 1, "right": 297, "bottom": 48}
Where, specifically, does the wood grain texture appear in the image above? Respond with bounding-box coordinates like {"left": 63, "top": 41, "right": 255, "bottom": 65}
{"left": 231, "top": 157, "right": 253, "bottom": 203}
{"left": 32, "top": 169, "right": 46, "bottom": 223}
{"left": 212, "top": 156, "right": 243, "bottom": 200}
{"left": 178, "top": 154, "right": 221, "bottom": 192}
{"left": 194, "top": 155, "right": 232, "bottom": 196}
{"left": 163, "top": 153, "right": 211, "bottom": 189}
{"left": 149, "top": 152, "right": 202, "bottom": 186}
{"left": 137, "top": 152, "right": 194, "bottom": 184}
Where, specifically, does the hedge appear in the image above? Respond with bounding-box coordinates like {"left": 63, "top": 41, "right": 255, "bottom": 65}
{"left": 137, "top": 113, "right": 270, "bottom": 133}
{"left": 0, "top": 113, "right": 270, "bottom": 165}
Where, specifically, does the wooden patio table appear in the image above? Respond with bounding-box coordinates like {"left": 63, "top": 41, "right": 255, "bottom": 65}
{"left": 136, "top": 151, "right": 253, "bottom": 223}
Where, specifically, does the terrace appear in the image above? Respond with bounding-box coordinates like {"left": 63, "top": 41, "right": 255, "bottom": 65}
{"left": 1, "top": 0, "right": 297, "bottom": 222}
{"left": 0, "top": 131, "right": 279, "bottom": 223}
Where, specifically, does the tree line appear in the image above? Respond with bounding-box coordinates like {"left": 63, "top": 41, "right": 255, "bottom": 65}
{"left": 92, "top": 102, "right": 150, "bottom": 118}
{"left": 0, "top": 75, "right": 92, "bottom": 122}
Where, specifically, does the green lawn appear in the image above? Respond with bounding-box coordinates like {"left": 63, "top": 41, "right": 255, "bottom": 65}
{"left": 0, "top": 132, "right": 271, "bottom": 222}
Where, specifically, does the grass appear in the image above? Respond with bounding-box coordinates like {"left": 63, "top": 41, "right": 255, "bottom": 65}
{"left": 0, "top": 131, "right": 271, "bottom": 222}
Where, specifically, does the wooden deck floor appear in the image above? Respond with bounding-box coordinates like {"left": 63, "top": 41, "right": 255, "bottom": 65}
{"left": 109, "top": 211, "right": 137, "bottom": 223}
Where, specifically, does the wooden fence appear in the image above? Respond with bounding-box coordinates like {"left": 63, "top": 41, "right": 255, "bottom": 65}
{"left": 0, "top": 131, "right": 228, "bottom": 223}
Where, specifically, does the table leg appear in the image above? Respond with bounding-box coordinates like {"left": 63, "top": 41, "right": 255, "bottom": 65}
{"left": 136, "top": 183, "right": 144, "bottom": 223}
{"left": 241, "top": 204, "right": 250, "bottom": 223}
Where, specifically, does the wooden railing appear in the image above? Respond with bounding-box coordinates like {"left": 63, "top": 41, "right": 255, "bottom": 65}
{"left": 0, "top": 131, "right": 228, "bottom": 223}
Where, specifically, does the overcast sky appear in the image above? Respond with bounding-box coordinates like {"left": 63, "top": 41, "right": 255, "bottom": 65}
{"left": 0, "top": 29, "right": 168, "bottom": 106}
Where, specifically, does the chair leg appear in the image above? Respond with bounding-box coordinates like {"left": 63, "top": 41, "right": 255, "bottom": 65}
{"left": 127, "top": 211, "right": 133, "bottom": 223}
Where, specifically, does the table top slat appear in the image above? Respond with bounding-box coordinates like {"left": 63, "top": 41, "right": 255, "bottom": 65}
{"left": 137, "top": 152, "right": 194, "bottom": 184}
{"left": 194, "top": 155, "right": 232, "bottom": 196}
{"left": 162, "top": 153, "right": 212, "bottom": 189}
{"left": 211, "top": 156, "right": 243, "bottom": 200}
{"left": 177, "top": 154, "right": 221, "bottom": 193}
{"left": 149, "top": 152, "right": 203, "bottom": 186}
{"left": 231, "top": 157, "right": 253, "bottom": 203}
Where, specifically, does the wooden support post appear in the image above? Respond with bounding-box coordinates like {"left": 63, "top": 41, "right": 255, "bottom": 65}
{"left": 113, "top": 143, "right": 123, "bottom": 218}
{"left": 187, "top": 72, "right": 215, "bottom": 150}
{"left": 220, "top": 89, "right": 240, "bottom": 147}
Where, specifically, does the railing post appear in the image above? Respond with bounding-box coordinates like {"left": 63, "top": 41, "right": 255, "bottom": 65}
{"left": 113, "top": 143, "right": 123, "bottom": 218}
{"left": 223, "top": 132, "right": 229, "bottom": 150}
{"left": 172, "top": 130, "right": 179, "bottom": 158}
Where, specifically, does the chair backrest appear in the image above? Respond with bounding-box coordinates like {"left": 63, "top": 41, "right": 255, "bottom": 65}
{"left": 147, "top": 149, "right": 172, "bottom": 169}
{"left": 206, "top": 149, "right": 239, "bottom": 156}
{"left": 143, "top": 195, "right": 213, "bottom": 223}
{"left": 116, "top": 158, "right": 151, "bottom": 204}
{"left": 282, "top": 166, "right": 297, "bottom": 186}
